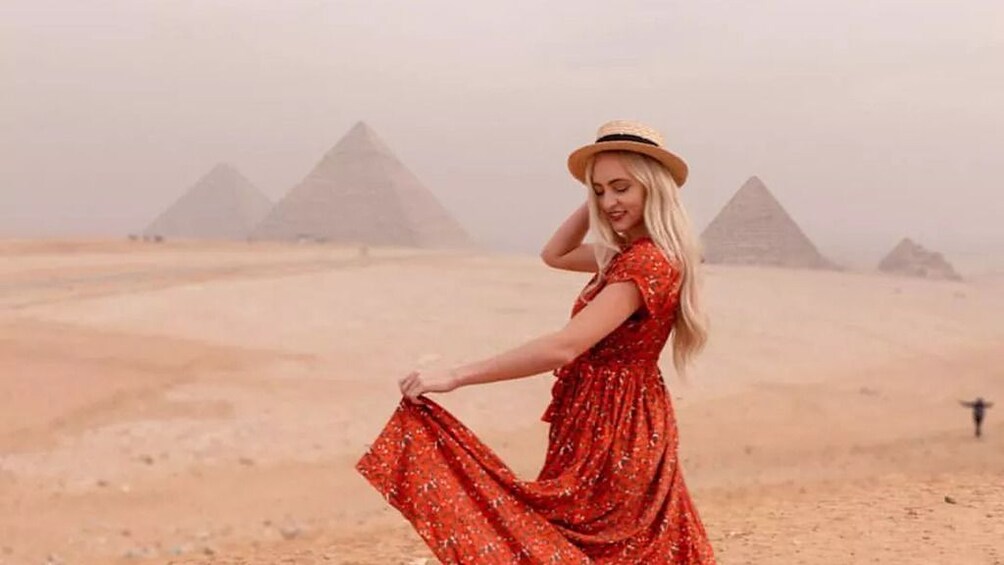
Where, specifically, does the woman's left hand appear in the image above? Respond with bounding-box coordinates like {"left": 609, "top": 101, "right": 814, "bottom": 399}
{"left": 399, "top": 369, "right": 460, "bottom": 402}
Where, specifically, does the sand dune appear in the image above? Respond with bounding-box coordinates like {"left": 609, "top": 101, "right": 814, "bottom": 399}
{"left": 0, "top": 239, "right": 1001, "bottom": 564}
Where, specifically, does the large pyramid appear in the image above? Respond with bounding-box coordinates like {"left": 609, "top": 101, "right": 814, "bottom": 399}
{"left": 251, "top": 122, "right": 469, "bottom": 247}
{"left": 145, "top": 163, "right": 272, "bottom": 239}
{"left": 878, "top": 238, "right": 962, "bottom": 281}
{"left": 701, "top": 176, "right": 832, "bottom": 269}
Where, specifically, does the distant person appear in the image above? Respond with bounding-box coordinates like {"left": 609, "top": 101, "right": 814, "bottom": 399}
{"left": 960, "top": 397, "right": 993, "bottom": 438}
{"left": 357, "top": 121, "right": 716, "bottom": 563}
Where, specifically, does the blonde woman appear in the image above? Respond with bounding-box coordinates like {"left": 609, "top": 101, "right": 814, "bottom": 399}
{"left": 358, "top": 120, "right": 715, "bottom": 564}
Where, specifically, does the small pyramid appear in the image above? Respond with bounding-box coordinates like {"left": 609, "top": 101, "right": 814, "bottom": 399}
{"left": 145, "top": 163, "right": 272, "bottom": 240}
{"left": 251, "top": 122, "right": 469, "bottom": 247}
{"left": 878, "top": 238, "right": 961, "bottom": 281}
{"left": 701, "top": 176, "right": 833, "bottom": 269}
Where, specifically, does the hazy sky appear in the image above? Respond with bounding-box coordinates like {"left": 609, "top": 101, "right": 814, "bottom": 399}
{"left": 3, "top": 0, "right": 1003, "bottom": 265}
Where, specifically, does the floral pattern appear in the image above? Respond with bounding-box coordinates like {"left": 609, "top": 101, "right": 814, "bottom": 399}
{"left": 357, "top": 237, "right": 716, "bottom": 564}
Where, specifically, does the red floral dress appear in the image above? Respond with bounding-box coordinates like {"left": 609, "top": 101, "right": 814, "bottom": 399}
{"left": 356, "top": 237, "right": 716, "bottom": 564}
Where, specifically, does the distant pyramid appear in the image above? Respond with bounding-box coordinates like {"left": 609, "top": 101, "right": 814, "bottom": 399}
{"left": 878, "top": 238, "right": 961, "bottom": 281}
{"left": 701, "top": 176, "right": 833, "bottom": 269}
{"left": 145, "top": 163, "right": 272, "bottom": 240}
{"left": 251, "top": 122, "right": 470, "bottom": 247}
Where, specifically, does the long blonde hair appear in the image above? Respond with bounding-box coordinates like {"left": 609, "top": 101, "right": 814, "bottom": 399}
{"left": 585, "top": 151, "right": 709, "bottom": 376}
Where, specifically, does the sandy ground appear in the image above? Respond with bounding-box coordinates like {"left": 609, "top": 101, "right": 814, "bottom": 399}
{"left": 1, "top": 239, "right": 1002, "bottom": 565}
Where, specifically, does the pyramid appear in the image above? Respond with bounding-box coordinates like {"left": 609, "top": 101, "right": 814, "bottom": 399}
{"left": 878, "top": 238, "right": 962, "bottom": 281}
{"left": 701, "top": 176, "right": 833, "bottom": 269}
{"left": 251, "top": 122, "right": 470, "bottom": 247}
{"left": 145, "top": 163, "right": 272, "bottom": 240}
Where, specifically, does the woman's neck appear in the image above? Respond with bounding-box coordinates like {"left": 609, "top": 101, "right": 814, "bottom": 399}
{"left": 622, "top": 227, "right": 650, "bottom": 244}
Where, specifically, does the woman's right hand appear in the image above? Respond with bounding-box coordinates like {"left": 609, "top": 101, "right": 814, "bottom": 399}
{"left": 539, "top": 203, "right": 597, "bottom": 273}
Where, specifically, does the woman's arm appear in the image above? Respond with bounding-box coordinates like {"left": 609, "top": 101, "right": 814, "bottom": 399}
{"left": 399, "top": 281, "right": 642, "bottom": 400}
{"left": 539, "top": 203, "right": 598, "bottom": 273}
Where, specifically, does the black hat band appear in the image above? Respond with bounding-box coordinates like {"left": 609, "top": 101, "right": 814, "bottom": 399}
{"left": 595, "top": 133, "right": 659, "bottom": 147}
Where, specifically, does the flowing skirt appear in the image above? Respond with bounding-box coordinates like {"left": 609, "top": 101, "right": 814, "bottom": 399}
{"left": 356, "top": 366, "right": 716, "bottom": 564}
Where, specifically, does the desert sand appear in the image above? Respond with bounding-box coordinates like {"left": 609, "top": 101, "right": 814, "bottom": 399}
{"left": 1, "top": 239, "right": 1002, "bottom": 565}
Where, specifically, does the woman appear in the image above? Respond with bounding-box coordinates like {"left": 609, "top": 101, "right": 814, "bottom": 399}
{"left": 357, "top": 120, "right": 715, "bottom": 564}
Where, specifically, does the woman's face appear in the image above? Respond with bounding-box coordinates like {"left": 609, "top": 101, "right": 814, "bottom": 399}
{"left": 590, "top": 152, "right": 648, "bottom": 240}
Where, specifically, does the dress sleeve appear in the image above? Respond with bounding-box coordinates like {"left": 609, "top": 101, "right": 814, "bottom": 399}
{"left": 604, "top": 243, "right": 680, "bottom": 316}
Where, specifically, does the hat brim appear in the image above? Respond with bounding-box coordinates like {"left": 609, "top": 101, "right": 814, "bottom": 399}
{"left": 567, "top": 141, "right": 689, "bottom": 188}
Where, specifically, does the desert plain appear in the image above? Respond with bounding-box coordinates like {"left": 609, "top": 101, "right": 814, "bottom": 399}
{"left": 0, "top": 239, "right": 1002, "bottom": 564}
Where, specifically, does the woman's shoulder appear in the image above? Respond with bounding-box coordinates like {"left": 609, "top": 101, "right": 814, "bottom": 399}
{"left": 612, "top": 237, "right": 677, "bottom": 274}
{"left": 605, "top": 237, "right": 682, "bottom": 314}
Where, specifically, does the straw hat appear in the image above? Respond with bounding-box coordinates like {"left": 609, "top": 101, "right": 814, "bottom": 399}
{"left": 567, "top": 120, "right": 688, "bottom": 187}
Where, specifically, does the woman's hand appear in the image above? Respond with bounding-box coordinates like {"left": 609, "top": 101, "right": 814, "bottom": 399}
{"left": 539, "top": 203, "right": 597, "bottom": 273}
{"left": 399, "top": 369, "right": 460, "bottom": 402}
